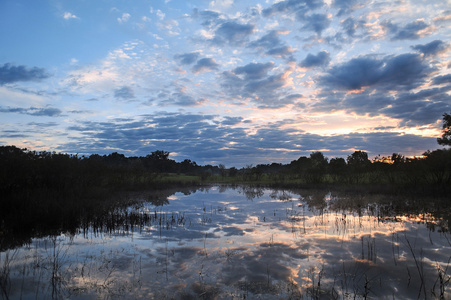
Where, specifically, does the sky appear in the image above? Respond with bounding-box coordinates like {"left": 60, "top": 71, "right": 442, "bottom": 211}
{"left": 1, "top": 0, "right": 450, "bottom": 167}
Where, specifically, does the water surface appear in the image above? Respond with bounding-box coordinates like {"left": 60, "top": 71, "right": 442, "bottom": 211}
{"left": 2, "top": 185, "right": 450, "bottom": 299}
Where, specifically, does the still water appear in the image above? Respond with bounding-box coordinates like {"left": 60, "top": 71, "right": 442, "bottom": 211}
{"left": 1, "top": 185, "right": 450, "bottom": 299}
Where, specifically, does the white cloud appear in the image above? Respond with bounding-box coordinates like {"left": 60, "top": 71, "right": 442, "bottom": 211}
{"left": 158, "top": 19, "right": 180, "bottom": 36}
{"left": 63, "top": 12, "right": 78, "bottom": 20}
{"left": 209, "top": 0, "right": 234, "bottom": 10}
{"left": 117, "top": 13, "right": 131, "bottom": 23}
{"left": 0, "top": 86, "right": 47, "bottom": 107}
{"left": 156, "top": 10, "right": 165, "bottom": 20}
{"left": 142, "top": 16, "right": 151, "bottom": 22}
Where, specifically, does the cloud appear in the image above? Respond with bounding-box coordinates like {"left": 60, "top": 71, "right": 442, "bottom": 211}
{"left": 221, "top": 63, "right": 293, "bottom": 108}
{"left": 314, "top": 85, "right": 451, "bottom": 126}
{"left": 174, "top": 52, "right": 200, "bottom": 65}
{"left": 262, "top": 0, "right": 325, "bottom": 19}
{"left": 265, "top": 46, "right": 296, "bottom": 58}
{"left": 169, "top": 93, "right": 203, "bottom": 106}
{"left": 300, "top": 51, "right": 330, "bottom": 68}
{"left": 114, "top": 86, "right": 135, "bottom": 99}
{"left": 262, "top": 1, "right": 329, "bottom": 35}
{"left": 332, "top": 0, "right": 364, "bottom": 16}
{"left": 117, "top": 13, "right": 131, "bottom": 23}
{"left": 319, "top": 53, "right": 434, "bottom": 91}
{"left": 160, "top": 87, "right": 207, "bottom": 106}
{"left": 301, "top": 13, "right": 330, "bottom": 35}
{"left": 27, "top": 122, "right": 59, "bottom": 127}
{"left": 158, "top": 19, "right": 180, "bottom": 36}
{"left": 233, "top": 62, "right": 274, "bottom": 80}
{"left": 0, "top": 63, "right": 50, "bottom": 85}
{"left": 63, "top": 12, "right": 78, "bottom": 20}
{"left": 191, "top": 58, "right": 219, "bottom": 73}
{"left": 383, "top": 20, "right": 430, "bottom": 40}
{"left": 220, "top": 116, "right": 243, "bottom": 126}
{"left": 0, "top": 106, "right": 62, "bottom": 117}
{"left": 156, "top": 9, "right": 165, "bottom": 20}
{"left": 411, "top": 40, "right": 449, "bottom": 57}
{"left": 62, "top": 112, "right": 438, "bottom": 166}
{"left": 432, "top": 74, "right": 451, "bottom": 85}
{"left": 341, "top": 17, "right": 361, "bottom": 37}
{"left": 191, "top": 9, "right": 223, "bottom": 27}
{"left": 248, "top": 31, "right": 295, "bottom": 58}
{"left": 212, "top": 21, "right": 255, "bottom": 46}
{"left": 248, "top": 30, "right": 282, "bottom": 50}
{"left": 243, "top": 74, "right": 287, "bottom": 96}
{"left": 381, "top": 88, "right": 451, "bottom": 125}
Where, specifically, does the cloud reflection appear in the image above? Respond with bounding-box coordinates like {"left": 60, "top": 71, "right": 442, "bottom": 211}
{"left": 4, "top": 186, "right": 451, "bottom": 299}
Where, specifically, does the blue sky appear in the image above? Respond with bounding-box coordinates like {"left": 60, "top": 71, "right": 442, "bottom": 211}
{"left": 1, "top": 0, "right": 450, "bottom": 167}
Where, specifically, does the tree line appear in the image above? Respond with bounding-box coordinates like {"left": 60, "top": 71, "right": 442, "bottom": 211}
{"left": 1, "top": 112, "right": 450, "bottom": 193}
{"left": 1, "top": 144, "right": 451, "bottom": 191}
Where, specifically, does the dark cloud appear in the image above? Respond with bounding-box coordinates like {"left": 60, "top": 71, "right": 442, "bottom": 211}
{"left": 314, "top": 85, "right": 451, "bottom": 126}
{"left": 301, "top": 13, "right": 330, "bottom": 35}
{"left": 0, "top": 106, "right": 62, "bottom": 117}
{"left": 212, "top": 21, "right": 255, "bottom": 46}
{"left": 170, "top": 93, "right": 200, "bottom": 106}
{"left": 340, "top": 17, "right": 366, "bottom": 37}
{"left": 192, "top": 9, "right": 222, "bottom": 27}
{"left": 381, "top": 86, "right": 451, "bottom": 125}
{"left": 60, "top": 112, "right": 439, "bottom": 166}
{"left": 300, "top": 51, "right": 330, "bottom": 68}
{"left": 221, "top": 63, "right": 293, "bottom": 108}
{"left": 332, "top": 0, "right": 363, "bottom": 16}
{"left": 262, "top": 0, "right": 328, "bottom": 35}
{"left": 233, "top": 62, "right": 274, "bottom": 80}
{"left": 312, "top": 90, "right": 394, "bottom": 116}
{"left": 383, "top": 20, "right": 430, "bottom": 40}
{"left": 114, "top": 86, "right": 135, "bottom": 99}
{"left": 27, "top": 122, "right": 59, "bottom": 127}
{"left": 319, "top": 53, "right": 434, "bottom": 91}
{"left": 265, "top": 46, "right": 295, "bottom": 58}
{"left": 247, "top": 31, "right": 295, "bottom": 59}
{"left": 160, "top": 88, "right": 206, "bottom": 107}
{"left": 174, "top": 52, "right": 200, "bottom": 65}
{"left": 0, "top": 63, "right": 50, "bottom": 85}
{"left": 262, "top": 0, "right": 325, "bottom": 19}
{"left": 244, "top": 74, "right": 286, "bottom": 97}
{"left": 220, "top": 116, "right": 243, "bottom": 126}
{"left": 432, "top": 74, "right": 451, "bottom": 85}
{"left": 191, "top": 58, "right": 219, "bottom": 73}
{"left": 248, "top": 30, "right": 282, "bottom": 50}
{"left": 411, "top": 40, "right": 448, "bottom": 57}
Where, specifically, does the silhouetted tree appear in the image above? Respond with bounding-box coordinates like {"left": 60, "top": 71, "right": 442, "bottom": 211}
{"left": 219, "top": 164, "right": 227, "bottom": 178}
{"left": 329, "top": 157, "right": 347, "bottom": 183}
{"left": 347, "top": 151, "right": 370, "bottom": 183}
{"left": 422, "top": 149, "right": 451, "bottom": 185}
{"left": 437, "top": 112, "right": 451, "bottom": 146}
{"left": 306, "top": 151, "right": 328, "bottom": 183}
{"left": 289, "top": 156, "right": 311, "bottom": 179}
{"left": 145, "top": 150, "right": 175, "bottom": 172}
{"left": 228, "top": 167, "right": 238, "bottom": 177}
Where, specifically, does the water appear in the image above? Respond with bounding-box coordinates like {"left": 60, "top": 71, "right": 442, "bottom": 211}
{"left": 1, "top": 185, "right": 450, "bottom": 299}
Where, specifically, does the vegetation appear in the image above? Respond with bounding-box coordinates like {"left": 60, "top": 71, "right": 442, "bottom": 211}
{"left": 438, "top": 112, "right": 451, "bottom": 146}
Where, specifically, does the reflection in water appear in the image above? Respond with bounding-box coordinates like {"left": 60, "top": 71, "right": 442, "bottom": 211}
{"left": 1, "top": 186, "right": 451, "bottom": 299}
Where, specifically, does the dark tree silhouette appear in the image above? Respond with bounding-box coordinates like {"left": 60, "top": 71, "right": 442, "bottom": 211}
{"left": 346, "top": 151, "right": 370, "bottom": 183}
{"left": 437, "top": 112, "right": 451, "bottom": 146}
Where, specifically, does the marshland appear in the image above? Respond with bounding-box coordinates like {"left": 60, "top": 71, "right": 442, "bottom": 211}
{"left": 1, "top": 145, "right": 451, "bottom": 299}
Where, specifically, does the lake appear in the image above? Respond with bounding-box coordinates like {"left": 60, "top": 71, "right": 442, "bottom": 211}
{"left": 1, "top": 185, "right": 450, "bottom": 299}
